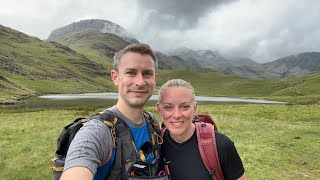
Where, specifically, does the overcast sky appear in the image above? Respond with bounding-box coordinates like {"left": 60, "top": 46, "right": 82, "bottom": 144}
{"left": 0, "top": 0, "right": 319, "bottom": 62}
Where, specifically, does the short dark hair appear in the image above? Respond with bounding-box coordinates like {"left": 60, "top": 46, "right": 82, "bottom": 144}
{"left": 113, "top": 43, "right": 158, "bottom": 71}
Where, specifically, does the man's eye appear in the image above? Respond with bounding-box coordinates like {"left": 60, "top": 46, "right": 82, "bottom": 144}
{"left": 143, "top": 71, "right": 153, "bottom": 78}
{"left": 126, "top": 71, "right": 136, "bottom": 76}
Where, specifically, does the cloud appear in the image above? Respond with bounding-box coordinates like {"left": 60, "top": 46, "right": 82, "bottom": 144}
{"left": 130, "top": 0, "right": 320, "bottom": 62}
{"left": 0, "top": 0, "right": 319, "bottom": 62}
{"left": 135, "top": 0, "right": 233, "bottom": 29}
{"left": 0, "top": 0, "right": 137, "bottom": 39}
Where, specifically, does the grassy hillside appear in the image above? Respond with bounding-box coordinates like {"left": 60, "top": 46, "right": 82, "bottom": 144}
{"left": 0, "top": 25, "right": 115, "bottom": 103}
{"left": 158, "top": 70, "right": 289, "bottom": 97}
{"left": 1, "top": 24, "right": 319, "bottom": 105}
{"left": 157, "top": 70, "right": 320, "bottom": 104}
{"left": 48, "top": 31, "right": 130, "bottom": 70}
{"left": 48, "top": 30, "right": 192, "bottom": 71}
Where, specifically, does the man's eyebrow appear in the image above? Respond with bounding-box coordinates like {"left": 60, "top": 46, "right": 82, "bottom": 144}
{"left": 143, "top": 69, "right": 155, "bottom": 73}
{"left": 124, "top": 68, "right": 136, "bottom": 71}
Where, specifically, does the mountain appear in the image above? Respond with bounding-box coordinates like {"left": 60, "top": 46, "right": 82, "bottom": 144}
{"left": 47, "top": 19, "right": 191, "bottom": 71}
{"left": 155, "top": 51, "right": 201, "bottom": 70}
{"left": 0, "top": 24, "right": 115, "bottom": 103}
{"left": 228, "top": 57, "right": 260, "bottom": 66}
{"left": 168, "top": 47, "right": 280, "bottom": 79}
{"left": 169, "top": 47, "right": 320, "bottom": 79}
{"left": 2, "top": 19, "right": 320, "bottom": 103}
{"left": 48, "top": 19, "right": 320, "bottom": 79}
{"left": 168, "top": 47, "right": 227, "bottom": 67}
{"left": 263, "top": 52, "right": 320, "bottom": 78}
{"left": 48, "top": 19, "right": 138, "bottom": 43}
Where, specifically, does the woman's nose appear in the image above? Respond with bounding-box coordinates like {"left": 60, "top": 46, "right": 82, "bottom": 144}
{"left": 172, "top": 108, "right": 182, "bottom": 119}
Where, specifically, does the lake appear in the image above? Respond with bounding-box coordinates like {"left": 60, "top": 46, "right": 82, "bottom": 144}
{"left": 1, "top": 93, "right": 286, "bottom": 111}
{"left": 38, "top": 93, "right": 287, "bottom": 104}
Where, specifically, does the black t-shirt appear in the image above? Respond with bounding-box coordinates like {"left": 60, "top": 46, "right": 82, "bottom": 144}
{"left": 161, "top": 130, "right": 244, "bottom": 180}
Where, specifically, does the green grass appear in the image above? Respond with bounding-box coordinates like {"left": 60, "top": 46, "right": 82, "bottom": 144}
{"left": 158, "top": 70, "right": 320, "bottom": 104}
{"left": 52, "top": 31, "right": 131, "bottom": 70}
{"left": 1, "top": 25, "right": 116, "bottom": 103}
{"left": 0, "top": 104, "right": 319, "bottom": 179}
{"left": 194, "top": 104, "right": 320, "bottom": 179}
{"left": 0, "top": 110, "right": 82, "bottom": 180}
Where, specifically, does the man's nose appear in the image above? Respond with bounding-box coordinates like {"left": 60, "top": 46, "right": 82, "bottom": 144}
{"left": 135, "top": 74, "right": 146, "bottom": 86}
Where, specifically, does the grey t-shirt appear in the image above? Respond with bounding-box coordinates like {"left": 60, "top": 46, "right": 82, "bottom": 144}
{"left": 63, "top": 118, "right": 112, "bottom": 175}
{"left": 63, "top": 107, "right": 122, "bottom": 175}
{"left": 63, "top": 106, "right": 148, "bottom": 175}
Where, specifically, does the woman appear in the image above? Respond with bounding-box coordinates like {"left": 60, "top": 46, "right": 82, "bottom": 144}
{"left": 156, "top": 79, "right": 246, "bottom": 180}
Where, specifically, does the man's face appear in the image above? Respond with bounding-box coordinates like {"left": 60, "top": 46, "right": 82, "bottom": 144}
{"left": 111, "top": 52, "right": 158, "bottom": 108}
{"left": 157, "top": 87, "right": 197, "bottom": 137}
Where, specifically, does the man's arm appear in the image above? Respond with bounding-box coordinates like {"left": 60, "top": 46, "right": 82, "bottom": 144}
{"left": 61, "top": 119, "right": 113, "bottom": 179}
{"left": 60, "top": 167, "right": 93, "bottom": 180}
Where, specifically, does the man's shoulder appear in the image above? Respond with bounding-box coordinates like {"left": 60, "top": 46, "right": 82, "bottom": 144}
{"left": 77, "top": 119, "right": 111, "bottom": 139}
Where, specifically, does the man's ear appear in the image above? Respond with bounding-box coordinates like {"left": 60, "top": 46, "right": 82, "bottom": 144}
{"left": 155, "top": 72, "right": 159, "bottom": 84}
{"left": 111, "top": 70, "right": 119, "bottom": 86}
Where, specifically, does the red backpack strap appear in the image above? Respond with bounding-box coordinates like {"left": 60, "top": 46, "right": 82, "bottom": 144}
{"left": 195, "top": 122, "right": 225, "bottom": 180}
{"left": 194, "top": 114, "right": 218, "bottom": 131}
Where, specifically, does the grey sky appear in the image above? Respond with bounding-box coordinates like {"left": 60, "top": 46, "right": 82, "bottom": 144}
{"left": 0, "top": 0, "right": 319, "bottom": 62}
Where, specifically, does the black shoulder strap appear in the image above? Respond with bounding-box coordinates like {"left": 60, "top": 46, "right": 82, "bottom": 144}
{"left": 143, "top": 111, "right": 160, "bottom": 133}
{"left": 143, "top": 111, "right": 162, "bottom": 158}
{"left": 90, "top": 110, "right": 163, "bottom": 179}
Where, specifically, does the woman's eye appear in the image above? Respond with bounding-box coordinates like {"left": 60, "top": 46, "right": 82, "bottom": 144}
{"left": 180, "top": 105, "right": 190, "bottom": 111}
{"left": 163, "top": 106, "right": 173, "bottom": 111}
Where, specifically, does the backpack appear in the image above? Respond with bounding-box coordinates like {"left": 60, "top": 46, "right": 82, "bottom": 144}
{"left": 161, "top": 114, "right": 225, "bottom": 180}
{"left": 51, "top": 110, "right": 170, "bottom": 180}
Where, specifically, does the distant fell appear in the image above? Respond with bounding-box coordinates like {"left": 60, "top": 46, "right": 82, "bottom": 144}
{"left": 0, "top": 24, "right": 115, "bottom": 103}
{"left": 168, "top": 47, "right": 280, "bottom": 79}
{"left": 47, "top": 19, "right": 191, "bottom": 71}
{"left": 263, "top": 52, "right": 320, "bottom": 78}
{"left": 169, "top": 47, "right": 320, "bottom": 79}
{"left": 48, "top": 19, "right": 320, "bottom": 79}
{"left": 47, "top": 19, "right": 138, "bottom": 43}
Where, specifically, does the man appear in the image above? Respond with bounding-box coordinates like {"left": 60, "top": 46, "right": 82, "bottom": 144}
{"left": 61, "top": 43, "right": 159, "bottom": 179}
{"left": 156, "top": 79, "right": 246, "bottom": 180}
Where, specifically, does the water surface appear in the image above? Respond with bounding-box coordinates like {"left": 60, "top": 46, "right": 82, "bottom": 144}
{"left": 39, "top": 93, "right": 287, "bottom": 104}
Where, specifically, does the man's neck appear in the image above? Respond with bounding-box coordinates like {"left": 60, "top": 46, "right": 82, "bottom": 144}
{"left": 115, "top": 103, "right": 144, "bottom": 125}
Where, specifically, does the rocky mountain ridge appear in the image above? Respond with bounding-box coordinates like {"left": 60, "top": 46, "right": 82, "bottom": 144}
{"left": 167, "top": 46, "right": 320, "bottom": 79}
{"left": 47, "top": 19, "right": 138, "bottom": 43}
{"left": 263, "top": 52, "right": 320, "bottom": 78}
{"left": 46, "top": 19, "right": 320, "bottom": 79}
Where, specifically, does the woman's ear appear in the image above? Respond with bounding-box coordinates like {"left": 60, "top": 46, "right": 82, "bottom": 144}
{"left": 156, "top": 103, "right": 161, "bottom": 113}
{"left": 193, "top": 102, "right": 198, "bottom": 113}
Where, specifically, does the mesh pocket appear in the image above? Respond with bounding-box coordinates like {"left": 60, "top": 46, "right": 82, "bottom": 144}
{"left": 127, "top": 157, "right": 170, "bottom": 180}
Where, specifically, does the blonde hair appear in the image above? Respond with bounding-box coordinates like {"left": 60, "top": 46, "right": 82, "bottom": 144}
{"left": 158, "top": 79, "right": 195, "bottom": 102}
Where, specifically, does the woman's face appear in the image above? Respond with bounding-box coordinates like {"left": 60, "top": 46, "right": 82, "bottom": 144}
{"left": 157, "top": 87, "right": 197, "bottom": 139}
